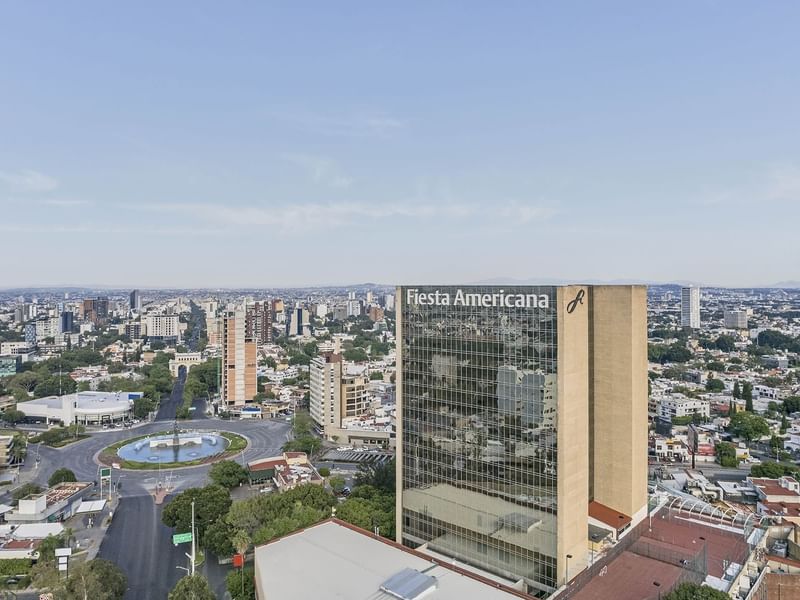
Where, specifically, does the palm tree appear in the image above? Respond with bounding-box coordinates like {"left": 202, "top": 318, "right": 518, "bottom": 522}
{"left": 232, "top": 529, "right": 251, "bottom": 558}
{"left": 231, "top": 530, "right": 251, "bottom": 599}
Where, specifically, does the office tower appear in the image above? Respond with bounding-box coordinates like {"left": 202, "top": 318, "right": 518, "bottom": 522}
{"left": 82, "top": 297, "right": 109, "bottom": 325}
{"left": 680, "top": 287, "right": 701, "bottom": 329}
{"left": 60, "top": 311, "right": 74, "bottom": 334}
{"left": 145, "top": 315, "right": 180, "bottom": 341}
{"left": 396, "top": 285, "right": 647, "bottom": 596}
{"left": 286, "top": 306, "right": 306, "bottom": 337}
{"left": 366, "top": 291, "right": 374, "bottom": 304}
{"left": 130, "top": 289, "right": 142, "bottom": 313}
{"left": 13, "top": 308, "right": 23, "bottom": 324}
{"left": 724, "top": 310, "right": 748, "bottom": 329}
{"left": 383, "top": 294, "right": 395, "bottom": 311}
{"left": 368, "top": 306, "right": 385, "bottom": 322}
{"left": 94, "top": 297, "right": 109, "bottom": 322}
{"left": 245, "top": 301, "right": 274, "bottom": 344}
{"left": 221, "top": 306, "right": 257, "bottom": 408}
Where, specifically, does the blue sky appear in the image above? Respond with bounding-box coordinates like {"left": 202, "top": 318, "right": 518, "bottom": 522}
{"left": 1, "top": 2, "right": 798, "bottom": 287}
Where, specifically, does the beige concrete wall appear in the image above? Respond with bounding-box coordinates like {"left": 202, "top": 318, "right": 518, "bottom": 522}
{"left": 395, "top": 286, "right": 404, "bottom": 543}
{"left": 556, "top": 285, "right": 590, "bottom": 585}
{"left": 590, "top": 286, "right": 648, "bottom": 520}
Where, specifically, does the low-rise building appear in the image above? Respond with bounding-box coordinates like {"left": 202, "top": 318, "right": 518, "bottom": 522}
{"left": 0, "top": 355, "right": 20, "bottom": 377}
{"left": 5, "top": 482, "right": 93, "bottom": 524}
{"left": 0, "top": 436, "right": 16, "bottom": 468}
{"left": 749, "top": 477, "right": 800, "bottom": 521}
{"left": 658, "top": 394, "right": 710, "bottom": 421}
{"left": 247, "top": 452, "right": 323, "bottom": 492}
{"left": 253, "top": 519, "right": 527, "bottom": 600}
{"left": 19, "top": 391, "right": 140, "bottom": 425}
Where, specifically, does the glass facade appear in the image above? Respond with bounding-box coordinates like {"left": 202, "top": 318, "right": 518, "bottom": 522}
{"left": 400, "top": 286, "right": 559, "bottom": 597}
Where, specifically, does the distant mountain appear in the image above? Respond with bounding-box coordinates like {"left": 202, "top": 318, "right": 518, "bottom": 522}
{"left": 765, "top": 281, "right": 800, "bottom": 289}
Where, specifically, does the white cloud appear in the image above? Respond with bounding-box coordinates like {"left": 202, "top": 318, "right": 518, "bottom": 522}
{"left": 279, "top": 153, "right": 354, "bottom": 188}
{"left": 131, "top": 199, "right": 553, "bottom": 233}
{"left": 0, "top": 169, "right": 59, "bottom": 193}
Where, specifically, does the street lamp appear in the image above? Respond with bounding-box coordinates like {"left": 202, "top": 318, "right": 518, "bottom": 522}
{"left": 565, "top": 554, "right": 573, "bottom": 586}
{"left": 653, "top": 581, "right": 661, "bottom": 600}
{"left": 590, "top": 533, "right": 600, "bottom": 565}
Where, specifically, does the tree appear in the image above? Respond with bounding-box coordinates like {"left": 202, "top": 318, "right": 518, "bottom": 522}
{"left": 168, "top": 575, "right": 216, "bottom": 600}
{"left": 714, "top": 335, "right": 737, "bottom": 353}
{"left": 664, "top": 582, "right": 730, "bottom": 600}
{"left": 328, "top": 475, "right": 346, "bottom": 494}
{"left": 729, "top": 411, "right": 770, "bottom": 444}
{"left": 732, "top": 381, "right": 741, "bottom": 399}
{"left": 742, "top": 381, "right": 754, "bottom": 412}
{"left": 265, "top": 356, "right": 277, "bottom": 369}
{"left": 751, "top": 462, "right": 798, "bottom": 479}
{"left": 705, "top": 378, "right": 724, "bottom": 392}
{"left": 715, "top": 442, "right": 737, "bottom": 468}
{"left": 354, "top": 459, "right": 395, "bottom": 493}
{"left": 2, "top": 408, "right": 26, "bottom": 424}
{"left": 317, "top": 467, "right": 330, "bottom": 477}
{"left": 369, "top": 371, "right": 384, "bottom": 381}
{"left": 63, "top": 558, "right": 127, "bottom": 600}
{"left": 226, "top": 566, "right": 255, "bottom": 600}
{"left": 343, "top": 348, "right": 369, "bottom": 362}
{"left": 781, "top": 414, "right": 790, "bottom": 434}
{"left": 162, "top": 485, "right": 232, "bottom": 544}
{"left": 208, "top": 461, "right": 249, "bottom": 489}
{"left": 203, "top": 517, "right": 235, "bottom": 557}
{"left": 48, "top": 468, "right": 77, "bottom": 487}
{"left": 12, "top": 482, "right": 42, "bottom": 502}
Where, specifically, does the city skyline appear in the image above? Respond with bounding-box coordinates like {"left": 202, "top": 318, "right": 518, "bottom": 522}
{"left": 2, "top": 2, "right": 799, "bottom": 286}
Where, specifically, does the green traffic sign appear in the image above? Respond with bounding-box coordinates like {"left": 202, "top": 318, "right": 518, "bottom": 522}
{"left": 100, "top": 468, "right": 111, "bottom": 479}
{"left": 172, "top": 532, "right": 193, "bottom": 545}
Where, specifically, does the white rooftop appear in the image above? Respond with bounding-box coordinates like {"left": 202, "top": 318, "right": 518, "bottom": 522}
{"left": 253, "top": 520, "right": 522, "bottom": 600}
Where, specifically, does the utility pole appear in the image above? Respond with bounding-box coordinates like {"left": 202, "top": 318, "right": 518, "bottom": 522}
{"left": 191, "top": 500, "right": 196, "bottom": 576}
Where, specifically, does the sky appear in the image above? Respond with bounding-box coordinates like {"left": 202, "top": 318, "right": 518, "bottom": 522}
{"left": 1, "top": 1, "right": 799, "bottom": 288}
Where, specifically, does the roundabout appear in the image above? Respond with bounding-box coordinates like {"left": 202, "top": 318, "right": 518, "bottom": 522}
{"left": 97, "top": 421, "right": 249, "bottom": 470}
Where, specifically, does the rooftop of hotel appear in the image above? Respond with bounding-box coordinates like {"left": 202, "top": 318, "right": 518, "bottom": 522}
{"left": 254, "top": 519, "right": 525, "bottom": 600}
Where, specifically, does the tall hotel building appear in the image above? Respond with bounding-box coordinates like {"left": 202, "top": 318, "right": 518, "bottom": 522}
{"left": 221, "top": 306, "right": 257, "bottom": 408}
{"left": 680, "top": 286, "right": 701, "bottom": 329}
{"left": 395, "top": 285, "right": 647, "bottom": 597}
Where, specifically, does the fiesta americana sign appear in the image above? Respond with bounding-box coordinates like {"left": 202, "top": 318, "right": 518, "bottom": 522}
{"left": 406, "top": 288, "right": 550, "bottom": 309}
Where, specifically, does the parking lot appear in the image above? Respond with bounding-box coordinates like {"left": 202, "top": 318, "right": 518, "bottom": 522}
{"left": 322, "top": 449, "right": 394, "bottom": 465}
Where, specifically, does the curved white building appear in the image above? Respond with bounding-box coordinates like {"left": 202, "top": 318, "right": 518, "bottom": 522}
{"left": 19, "top": 391, "right": 140, "bottom": 425}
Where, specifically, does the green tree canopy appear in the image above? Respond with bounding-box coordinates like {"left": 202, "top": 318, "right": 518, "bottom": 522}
{"left": 208, "top": 460, "right": 249, "bottom": 489}
{"left": 63, "top": 558, "right": 127, "bottom": 600}
{"left": 705, "top": 378, "right": 725, "bottom": 392}
{"left": 168, "top": 575, "right": 216, "bottom": 600}
{"left": 162, "top": 485, "right": 232, "bottom": 545}
{"left": 729, "top": 411, "right": 770, "bottom": 444}
{"left": 226, "top": 566, "right": 255, "bottom": 600}
{"left": 48, "top": 468, "right": 77, "bottom": 487}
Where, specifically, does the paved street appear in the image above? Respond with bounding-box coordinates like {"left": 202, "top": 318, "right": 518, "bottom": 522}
{"left": 3, "top": 376, "right": 292, "bottom": 600}
{"left": 98, "top": 495, "right": 186, "bottom": 600}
